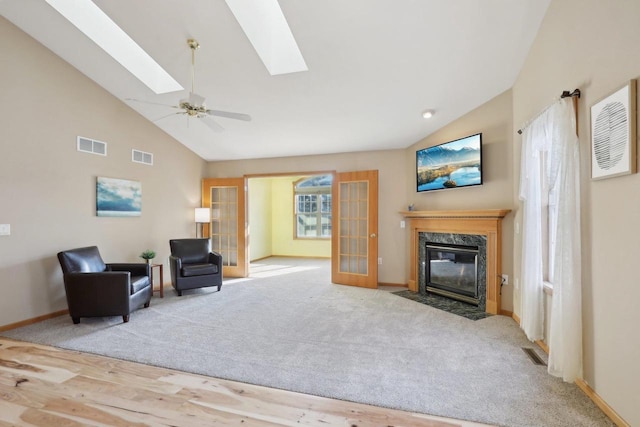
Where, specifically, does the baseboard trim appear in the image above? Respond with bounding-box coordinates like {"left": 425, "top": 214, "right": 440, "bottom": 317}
{"left": 268, "top": 255, "right": 331, "bottom": 260}
{"left": 499, "top": 309, "right": 513, "bottom": 317}
{"left": 378, "top": 282, "right": 407, "bottom": 287}
{"left": 576, "top": 379, "right": 630, "bottom": 427}
{"left": 0, "top": 309, "right": 69, "bottom": 332}
{"left": 535, "top": 339, "right": 549, "bottom": 354}
{"left": 511, "top": 312, "right": 521, "bottom": 325}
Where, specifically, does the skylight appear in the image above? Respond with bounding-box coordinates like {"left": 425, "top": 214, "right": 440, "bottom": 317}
{"left": 225, "top": 0, "right": 308, "bottom": 76}
{"left": 44, "top": 0, "right": 183, "bottom": 94}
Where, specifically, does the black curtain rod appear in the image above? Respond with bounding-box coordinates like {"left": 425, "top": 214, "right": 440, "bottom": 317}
{"left": 517, "top": 89, "right": 581, "bottom": 134}
{"left": 560, "top": 88, "right": 581, "bottom": 99}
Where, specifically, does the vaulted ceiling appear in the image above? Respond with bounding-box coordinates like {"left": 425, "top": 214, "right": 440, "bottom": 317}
{"left": 1, "top": 0, "right": 550, "bottom": 161}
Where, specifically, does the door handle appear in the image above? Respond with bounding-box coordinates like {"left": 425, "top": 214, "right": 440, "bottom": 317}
{"left": 370, "top": 233, "right": 377, "bottom": 238}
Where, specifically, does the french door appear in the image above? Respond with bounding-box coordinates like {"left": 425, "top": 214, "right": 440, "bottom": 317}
{"left": 201, "top": 178, "right": 248, "bottom": 278}
{"left": 331, "top": 170, "right": 379, "bottom": 288}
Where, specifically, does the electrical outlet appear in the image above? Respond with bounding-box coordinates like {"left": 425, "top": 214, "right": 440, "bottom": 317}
{"left": 501, "top": 274, "right": 509, "bottom": 285}
{"left": 378, "top": 257, "right": 382, "bottom": 265}
{"left": 400, "top": 220, "right": 406, "bottom": 229}
{"left": 0, "top": 224, "right": 10, "bottom": 236}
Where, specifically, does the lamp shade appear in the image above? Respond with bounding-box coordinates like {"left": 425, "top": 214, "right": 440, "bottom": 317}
{"left": 194, "top": 207, "right": 211, "bottom": 223}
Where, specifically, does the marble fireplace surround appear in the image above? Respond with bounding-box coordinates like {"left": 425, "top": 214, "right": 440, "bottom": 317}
{"left": 402, "top": 210, "right": 511, "bottom": 314}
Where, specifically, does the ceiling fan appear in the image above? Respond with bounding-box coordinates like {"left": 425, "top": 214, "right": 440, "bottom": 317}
{"left": 127, "top": 39, "right": 251, "bottom": 132}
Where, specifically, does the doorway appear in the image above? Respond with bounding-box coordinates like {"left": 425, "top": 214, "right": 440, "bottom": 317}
{"left": 248, "top": 174, "right": 332, "bottom": 266}
{"left": 202, "top": 170, "right": 378, "bottom": 288}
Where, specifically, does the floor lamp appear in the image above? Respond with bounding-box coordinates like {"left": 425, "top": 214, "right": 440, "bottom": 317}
{"left": 194, "top": 208, "right": 211, "bottom": 238}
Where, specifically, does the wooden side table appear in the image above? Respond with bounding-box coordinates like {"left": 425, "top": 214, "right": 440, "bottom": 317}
{"left": 151, "top": 263, "right": 164, "bottom": 298}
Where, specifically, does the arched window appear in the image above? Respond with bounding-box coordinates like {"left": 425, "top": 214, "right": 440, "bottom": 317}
{"left": 294, "top": 174, "right": 332, "bottom": 238}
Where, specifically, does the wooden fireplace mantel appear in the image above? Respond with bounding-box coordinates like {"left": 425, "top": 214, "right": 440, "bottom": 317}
{"left": 402, "top": 209, "right": 511, "bottom": 314}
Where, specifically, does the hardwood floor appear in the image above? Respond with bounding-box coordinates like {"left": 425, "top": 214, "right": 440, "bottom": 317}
{"left": 0, "top": 338, "right": 491, "bottom": 426}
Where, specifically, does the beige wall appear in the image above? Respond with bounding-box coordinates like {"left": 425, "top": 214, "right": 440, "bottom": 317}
{"left": 405, "top": 89, "right": 516, "bottom": 312}
{"left": 207, "top": 150, "right": 407, "bottom": 284}
{"left": 513, "top": 1, "right": 640, "bottom": 424}
{"left": 0, "top": 18, "right": 207, "bottom": 326}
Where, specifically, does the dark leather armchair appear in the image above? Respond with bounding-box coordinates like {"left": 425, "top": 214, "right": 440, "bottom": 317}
{"left": 57, "top": 246, "right": 152, "bottom": 324}
{"left": 169, "top": 238, "right": 222, "bottom": 296}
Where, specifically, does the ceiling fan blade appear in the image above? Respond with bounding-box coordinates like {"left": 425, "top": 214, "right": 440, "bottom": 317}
{"left": 153, "top": 112, "right": 185, "bottom": 122}
{"left": 125, "top": 98, "right": 180, "bottom": 109}
{"left": 199, "top": 116, "right": 225, "bottom": 132}
{"left": 206, "top": 109, "right": 252, "bottom": 121}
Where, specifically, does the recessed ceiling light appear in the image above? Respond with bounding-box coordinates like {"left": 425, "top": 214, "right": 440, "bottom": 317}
{"left": 44, "top": 0, "right": 183, "bottom": 94}
{"left": 225, "top": 0, "right": 308, "bottom": 76}
{"left": 422, "top": 110, "right": 435, "bottom": 119}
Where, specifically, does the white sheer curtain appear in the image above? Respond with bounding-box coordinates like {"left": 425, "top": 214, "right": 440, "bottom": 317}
{"left": 519, "top": 98, "right": 582, "bottom": 381}
{"left": 519, "top": 112, "right": 550, "bottom": 342}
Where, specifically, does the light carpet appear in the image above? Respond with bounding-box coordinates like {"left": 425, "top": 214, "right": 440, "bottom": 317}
{"left": 2, "top": 258, "right": 613, "bottom": 427}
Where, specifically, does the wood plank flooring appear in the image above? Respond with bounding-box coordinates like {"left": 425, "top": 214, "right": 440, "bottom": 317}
{"left": 0, "top": 338, "right": 491, "bottom": 427}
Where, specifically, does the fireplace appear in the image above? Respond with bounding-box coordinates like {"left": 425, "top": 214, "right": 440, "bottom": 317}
{"left": 419, "top": 232, "right": 487, "bottom": 311}
{"left": 403, "top": 210, "right": 509, "bottom": 314}
{"left": 425, "top": 243, "right": 479, "bottom": 306}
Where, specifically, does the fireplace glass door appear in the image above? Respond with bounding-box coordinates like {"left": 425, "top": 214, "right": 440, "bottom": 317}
{"left": 426, "top": 243, "right": 479, "bottom": 305}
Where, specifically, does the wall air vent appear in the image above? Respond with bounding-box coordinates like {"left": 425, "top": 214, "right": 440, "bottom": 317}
{"left": 132, "top": 149, "right": 153, "bottom": 166}
{"left": 77, "top": 136, "right": 107, "bottom": 156}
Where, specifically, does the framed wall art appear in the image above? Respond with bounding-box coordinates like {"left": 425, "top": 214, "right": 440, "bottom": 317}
{"left": 590, "top": 79, "right": 637, "bottom": 180}
{"left": 96, "top": 177, "right": 142, "bottom": 217}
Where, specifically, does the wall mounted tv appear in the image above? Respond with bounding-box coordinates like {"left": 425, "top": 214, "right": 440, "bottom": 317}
{"left": 416, "top": 133, "right": 483, "bottom": 192}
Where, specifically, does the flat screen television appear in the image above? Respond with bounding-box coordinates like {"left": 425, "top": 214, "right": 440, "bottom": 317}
{"left": 416, "top": 133, "right": 483, "bottom": 192}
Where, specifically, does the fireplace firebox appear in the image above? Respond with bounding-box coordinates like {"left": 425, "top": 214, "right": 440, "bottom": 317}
{"left": 418, "top": 232, "right": 488, "bottom": 311}
{"left": 425, "top": 242, "right": 480, "bottom": 306}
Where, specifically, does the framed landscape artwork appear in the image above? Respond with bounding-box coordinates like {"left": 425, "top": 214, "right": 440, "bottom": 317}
{"left": 96, "top": 177, "right": 142, "bottom": 217}
{"left": 590, "top": 79, "right": 637, "bottom": 180}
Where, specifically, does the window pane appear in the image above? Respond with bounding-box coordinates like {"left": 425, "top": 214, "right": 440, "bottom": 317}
{"left": 321, "top": 194, "right": 332, "bottom": 213}
{"left": 295, "top": 178, "right": 330, "bottom": 238}
{"left": 297, "top": 214, "right": 318, "bottom": 237}
{"left": 358, "top": 257, "right": 368, "bottom": 274}
{"left": 321, "top": 214, "right": 331, "bottom": 236}
{"left": 340, "top": 255, "right": 349, "bottom": 272}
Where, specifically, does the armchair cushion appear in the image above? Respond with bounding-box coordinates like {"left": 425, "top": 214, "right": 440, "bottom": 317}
{"left": 182, "top": 263, "right": 218, "bottom": 277}
{"left": 58, "top": 246, "right": 107, "bottom": 273}
{"left": 170, "top": 239, "right": 210, "bottom": 264}
{"left": 130, "top": 275, "right": 150, "bottom": 294}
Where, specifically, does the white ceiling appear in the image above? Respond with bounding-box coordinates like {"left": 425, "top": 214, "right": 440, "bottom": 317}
{"left": 1, "top": 0, "right": 550, "bottom": 161}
